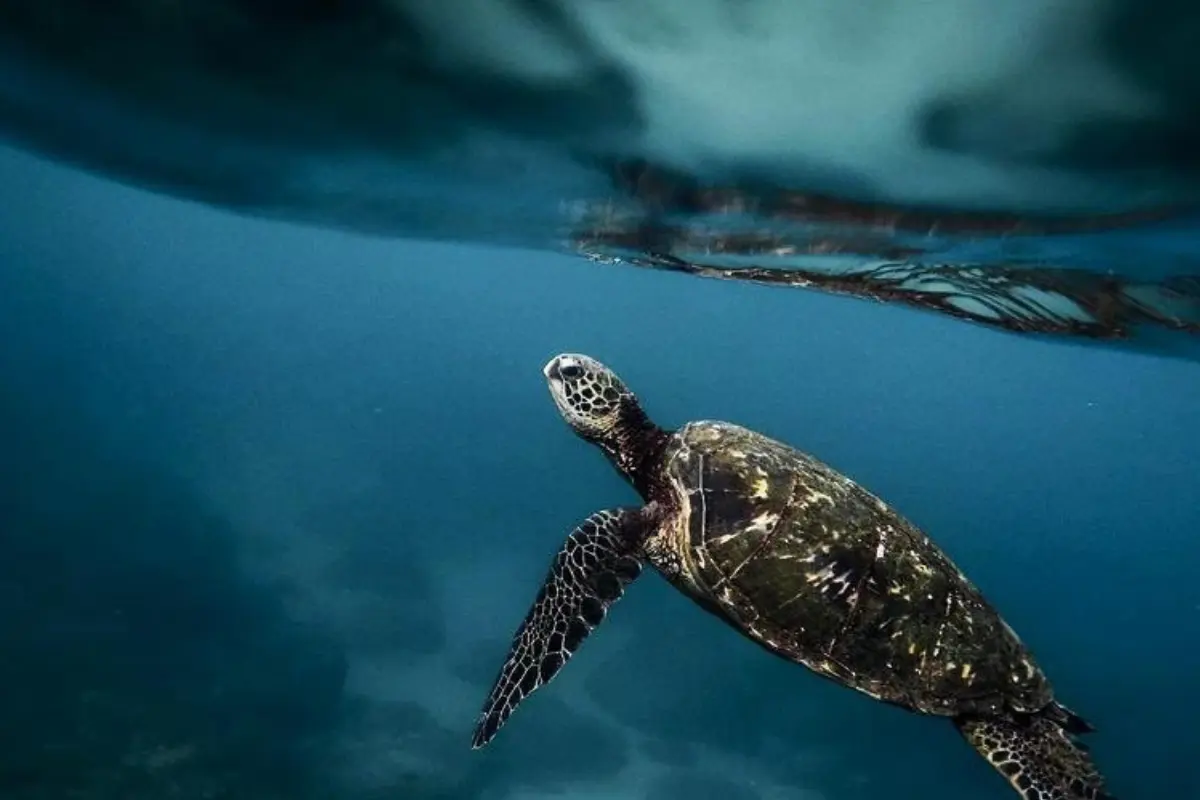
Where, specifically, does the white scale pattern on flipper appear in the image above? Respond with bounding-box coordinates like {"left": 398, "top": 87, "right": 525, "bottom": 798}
{"left": 471, "top": 507, "right": 645, "bottom": 748}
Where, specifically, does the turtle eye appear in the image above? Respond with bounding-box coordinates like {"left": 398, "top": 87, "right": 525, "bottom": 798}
{"left": 559, "top": 364, "right": 584, "bottom": 379}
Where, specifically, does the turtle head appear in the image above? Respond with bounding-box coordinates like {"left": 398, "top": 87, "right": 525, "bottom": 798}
{"left": 543, "top": 353, "right": 638, "bottom": 442}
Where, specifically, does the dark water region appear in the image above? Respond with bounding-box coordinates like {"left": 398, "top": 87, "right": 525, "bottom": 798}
{"left": 1, "top": 1, "right": 1200, "bottom": 353}
{"left": 0, "top": 149, "right": 1197, "bottom": 799}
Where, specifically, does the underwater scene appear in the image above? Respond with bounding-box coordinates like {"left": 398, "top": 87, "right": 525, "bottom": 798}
{"left": 1, "top": 3, "right": 1199, "bottom": 799}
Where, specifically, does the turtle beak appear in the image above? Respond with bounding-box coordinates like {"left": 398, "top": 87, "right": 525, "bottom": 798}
{"left": 544, "top": 359, "right": 572, "bottom": 420}
{"left": 543, "top": 357, "right": 565, "bottom": 405}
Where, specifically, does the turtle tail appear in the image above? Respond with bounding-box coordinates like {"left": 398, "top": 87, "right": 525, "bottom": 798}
{"left": 954, "top": 702, "right": 1117, "bottom": 800}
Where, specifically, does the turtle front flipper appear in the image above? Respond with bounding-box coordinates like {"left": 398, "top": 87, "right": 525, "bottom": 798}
{"left": 471, "top": 507, "right": 648, "bottom": 748}
{"left": 955, "top": 710, "right": 1116, "bottom": 800}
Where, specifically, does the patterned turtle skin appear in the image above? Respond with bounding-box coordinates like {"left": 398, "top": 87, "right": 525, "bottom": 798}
{"left": 472, "top": 353, "right": 1116, "bottom": 800}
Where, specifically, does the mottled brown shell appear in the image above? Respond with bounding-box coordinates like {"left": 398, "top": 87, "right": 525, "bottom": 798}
{"left": 651, "top": 420, "right": 1052, "bottom": 717}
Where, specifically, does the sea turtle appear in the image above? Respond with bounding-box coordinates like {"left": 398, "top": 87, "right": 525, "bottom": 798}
{"left": 471, "top": 353, "right": 1115, "bottom": 800}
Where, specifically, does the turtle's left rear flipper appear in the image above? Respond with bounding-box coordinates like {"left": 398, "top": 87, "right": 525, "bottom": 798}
{"left": 955, "top": 708, "right": 1117, "bottom": 800}
{"left": 471, "top": 506, "right": 648, "bottom": 749}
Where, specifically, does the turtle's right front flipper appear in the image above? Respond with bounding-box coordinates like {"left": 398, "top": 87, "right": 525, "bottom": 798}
{"left": 471, "top": 507, "right": 648, "bottom": 749}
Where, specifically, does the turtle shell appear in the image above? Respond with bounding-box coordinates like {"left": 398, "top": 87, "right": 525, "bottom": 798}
{"left": 656, "top": 420, "right": 1052, "bottom": 717}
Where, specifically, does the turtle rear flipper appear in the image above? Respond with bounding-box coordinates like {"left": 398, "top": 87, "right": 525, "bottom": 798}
{"left": 955, "top": 711, "right": 1116, "bottom": 800}
{"left": 471, "top": 507, "right": 649, "bottom": 749}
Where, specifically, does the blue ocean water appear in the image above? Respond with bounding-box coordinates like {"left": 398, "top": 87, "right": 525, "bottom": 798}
{"left": 0, "top": 143, "right": 1197, "bottom": 800}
